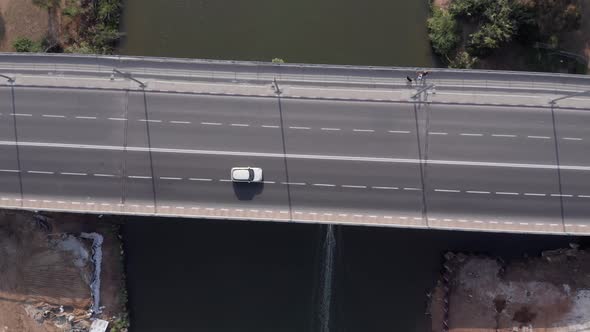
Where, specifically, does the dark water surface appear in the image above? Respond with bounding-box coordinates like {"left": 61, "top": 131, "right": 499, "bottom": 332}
{"left": 122, "top": 218, "right": 582, "bottom": 332}
{"left": 120, "top": 0, "right": 434, "bottom": 67}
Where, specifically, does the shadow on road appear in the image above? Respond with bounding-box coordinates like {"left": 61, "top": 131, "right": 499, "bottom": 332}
{"left": 232, "top": 182, "right": 264, "bottom": 200}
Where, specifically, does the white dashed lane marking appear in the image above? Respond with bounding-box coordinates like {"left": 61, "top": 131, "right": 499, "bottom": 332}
{"left": 9, "top": 113, "right": 590, "bottom": 143}
{"left": 28, "top": 170, "right": 54, "bottom": 175}
{"left": 435, "top": 189, "right": 460, "bottom": 193}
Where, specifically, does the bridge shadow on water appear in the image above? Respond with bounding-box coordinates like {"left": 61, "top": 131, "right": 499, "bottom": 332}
{"left": 232, "top": 182, "right": 264, "bottom": 200}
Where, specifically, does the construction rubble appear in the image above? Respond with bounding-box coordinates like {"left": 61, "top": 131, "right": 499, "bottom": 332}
{"left": 0, "top": 210, "right": 128, "bottom": 332}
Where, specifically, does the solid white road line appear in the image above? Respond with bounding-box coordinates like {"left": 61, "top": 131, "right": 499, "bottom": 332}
{"left": 429, "top": 132, "right": 448, "bottom": 135}
{"left": 496, "top": 192, "right": 519, "bottom": 195}
{"left": 170, "top": 120, "right": 191, "bottom": 124}
{"left": 42, "top": 114, "right": 66, "bottom": 118}
{"left": 201, "top": 122, "right": 222, "bottom": 125}
{"left": 460, "top": 133, "right": 483, "bottom": 137}
{"left": 563, "top": 137, "right": 583, "bottom": 141}
{"left": 108, "top": 118, "right": 127, "bottom": 121}
{"left": 321, "top": 128, "right": 341, "bottom": 131}
{"left": 388, "top": 130, "right": 410, "bottom": 134}
{"left": 491, "top": 134, "right": 517, "bottom": 138}
{"left": 3, "top": 140, "right": 590, "bottom": 171}
{"left": 60, "top": 172, "right": 87, "bottom": 176}
{"left": 290, "top": 126, "right": 311, "bottom": 130}
{"left": 189, "top": 178, "right": 212, "bottom": 181}
{"left": 527, "top": 136, "right": 551, "bottom": 139}
{"left": 75, "top": 116, "right": 97, "bottom": 120}
{"left": 230, "top": 123, "right": 249, "bottom": 127}
{"left": 261, "top": 125, "right": 280, "bottom": 128}
{"left": 353, "top": 129, "right": 375, "bottom": 132}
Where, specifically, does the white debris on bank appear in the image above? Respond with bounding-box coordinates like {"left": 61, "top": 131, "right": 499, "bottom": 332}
{"left": 55, "top": 234, "right": 90, "bottom": 268}
{"left": 554, "top": 289, "right": 590, "bottom": 332}
{"left": 81, "top": 232, "right": 104, "bottom": 315}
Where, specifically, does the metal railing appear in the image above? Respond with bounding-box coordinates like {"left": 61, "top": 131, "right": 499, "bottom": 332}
{"left": 0, "top": 53, "right": 588, "bottom": 94}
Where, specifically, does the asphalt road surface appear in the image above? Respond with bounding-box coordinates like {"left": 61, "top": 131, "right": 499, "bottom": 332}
{"left": 1, "top": 86, "right": 589, "bottom": 230}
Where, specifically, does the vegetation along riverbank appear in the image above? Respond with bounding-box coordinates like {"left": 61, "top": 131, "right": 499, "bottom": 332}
{"left": 5, "top": 0, "right": 122, "bottom": 54}
{"left": 428, "top": 0, "right": 589, "bottom": 73}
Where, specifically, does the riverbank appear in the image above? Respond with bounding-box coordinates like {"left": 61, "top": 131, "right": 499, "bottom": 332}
{"left": 428, "top": 0, "right": 589, "bottom": 74}
{"left": 430, "top": 246, "right": 590, "bottom": 331}
{"left": 0, "top": 0, "right": 122, "bottom": 53}
{"left": 0, "top": 210, "right": 128, "bottom": 332}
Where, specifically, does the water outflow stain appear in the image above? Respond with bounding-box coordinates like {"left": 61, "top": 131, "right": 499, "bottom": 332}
{"left": 318, "top": 224, "right": 336, "bottom": 332}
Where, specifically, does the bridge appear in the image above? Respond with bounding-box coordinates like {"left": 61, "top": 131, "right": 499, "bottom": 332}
{"left": 0, "top": 53, "right": 589, "bottom": 235}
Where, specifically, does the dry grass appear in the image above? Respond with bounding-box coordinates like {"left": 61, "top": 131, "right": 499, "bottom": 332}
{"left": 0, "top": 0, "right": 49, "bottom": 51}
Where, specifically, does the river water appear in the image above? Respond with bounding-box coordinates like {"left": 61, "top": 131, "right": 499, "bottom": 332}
{"left": 122, "top": 218, "right": 583, "bottom": 332}
{"left": 118, "top": 1, "right": 583, "bottom": 331}
{"left": 120, "top": 0, "right": 434, "bottom": 67}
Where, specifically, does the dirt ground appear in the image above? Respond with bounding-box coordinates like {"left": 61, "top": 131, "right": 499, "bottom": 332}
{"left": 0, "top": 210, "right": 127, "bottom": 332}
{"left": 429, "top": 247, "right": 590, "bottom": 332}
{"left": 0, "top": 0, "right": 49, "bottom": 51}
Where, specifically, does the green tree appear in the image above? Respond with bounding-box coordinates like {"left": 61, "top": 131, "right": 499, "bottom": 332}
{"left": 13, "top": 37, "right": 42, "bottom": 52}
{"left": 530, "top": 0, "right": 581, "bottom": 39}
{"left": 427, "top": 8, "right": 460, "bottom": 57}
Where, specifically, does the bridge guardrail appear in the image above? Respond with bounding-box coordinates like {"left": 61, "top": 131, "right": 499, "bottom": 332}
{"left": 0, "top": 53, "right": 588, "bottom": 95}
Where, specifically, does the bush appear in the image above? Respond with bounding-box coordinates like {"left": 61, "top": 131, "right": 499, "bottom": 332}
{"left": 271, "top": 58, "right": 285, "bottom": 63}
{"left": 32, "top": 0, "right": 60, "bottom": 9}
{"left": 448, "top": 51, "right": 478, "bottom": 69}
{"left": 427, "top": 8, "right": 460, "bottom": 57}
{"left": 13, "top": 37, "right": 42, "bottom": 52}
